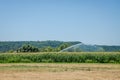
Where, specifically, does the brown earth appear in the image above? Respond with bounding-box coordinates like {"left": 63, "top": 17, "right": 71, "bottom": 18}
{"left": 0, "top": 63, "right": 120, "bottom": 80}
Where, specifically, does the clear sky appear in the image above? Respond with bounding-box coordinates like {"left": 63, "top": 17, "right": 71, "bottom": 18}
{"left": 0, "top": 0, "right": 120, "bottom": 45}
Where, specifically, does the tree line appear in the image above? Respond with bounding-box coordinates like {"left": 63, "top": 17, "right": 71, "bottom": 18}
{"left": 17, "top": 43, "right": 70, "bottom": 52}
{"left": 0, "top": 41, "right": 81, "bottom": 53}
{"left": 0, "top": 41, "right": 120, "bottom": 53}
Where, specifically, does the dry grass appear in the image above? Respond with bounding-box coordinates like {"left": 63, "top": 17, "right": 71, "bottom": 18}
{"left": 1, "top": 63, "right": 120, "bottom": 80}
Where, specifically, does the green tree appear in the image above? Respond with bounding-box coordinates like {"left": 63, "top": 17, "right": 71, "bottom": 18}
{"left": 17, "top": 44, "right": 39, "bottom": 52}
{"left": 45, "top": 46, "right": 53, "bottom": 52}
{"left": 57, "top": 43, "right": 70, "bottom": 51}
{"left": 40, "top": 46, "right": 54, "bottom": 52}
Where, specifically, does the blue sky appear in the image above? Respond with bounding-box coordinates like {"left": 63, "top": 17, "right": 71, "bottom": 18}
{"left": 0, "top": 0, "right": 120, "bottom": 45}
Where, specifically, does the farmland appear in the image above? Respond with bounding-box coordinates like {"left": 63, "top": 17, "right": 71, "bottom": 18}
{"left": 1, "top": 52, "right": 120, "bottom": 80}
{"left": 0, "top": 63, "right": 120, "bottom": 80}
{"left": 0, "top": 52, "right": 120, "bottom": 63}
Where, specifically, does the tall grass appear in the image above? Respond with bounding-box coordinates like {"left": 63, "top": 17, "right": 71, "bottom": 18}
{"left": 0, "top": 52, "right": 120, "bottom": 63}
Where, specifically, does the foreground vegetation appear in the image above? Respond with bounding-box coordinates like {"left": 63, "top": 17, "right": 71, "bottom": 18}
{"left": 0, "top": 52, "right": 120, "bottom": 63}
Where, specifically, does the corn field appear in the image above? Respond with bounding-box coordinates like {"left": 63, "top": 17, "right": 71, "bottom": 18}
{"left": 0, "top": 52, "right": 120, "bottom": 63}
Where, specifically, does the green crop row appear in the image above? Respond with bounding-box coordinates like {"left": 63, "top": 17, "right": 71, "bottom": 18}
{"left": 0, "top": 52, "right": 120, "bottom": 63}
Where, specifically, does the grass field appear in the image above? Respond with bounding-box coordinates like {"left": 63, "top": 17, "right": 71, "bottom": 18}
{"left": 1, "top": 63, "right": 120, "bottom": 80}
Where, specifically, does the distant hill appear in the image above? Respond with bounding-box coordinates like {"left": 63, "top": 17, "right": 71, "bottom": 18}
{"left": 0, "top": 41, "right": 81, "bottom": 52}
{"left": 98, "top": 45, "right": 120, "bottom": 52}
{"left": 60, "top": 43, "right": 120, "bottom": 52}
{"left": 0, "top": 41, "right": 120, "bottom": 52}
